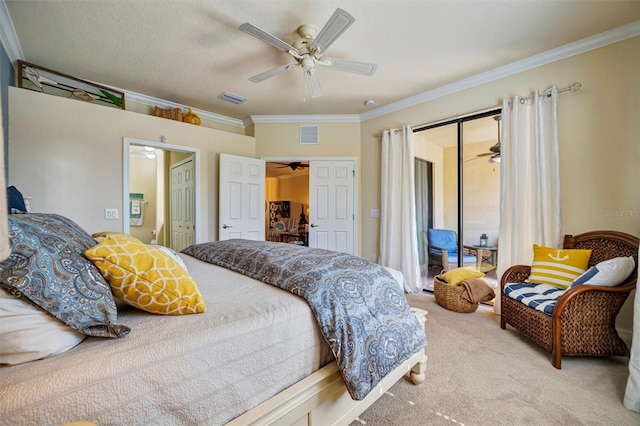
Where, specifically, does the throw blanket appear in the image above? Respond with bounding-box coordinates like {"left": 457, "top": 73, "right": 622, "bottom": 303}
{"left": 182, "top": 239, "right": 427, "bottom": 400}
{"left": 460, "top": 278, "right": 495, "bottom": 304}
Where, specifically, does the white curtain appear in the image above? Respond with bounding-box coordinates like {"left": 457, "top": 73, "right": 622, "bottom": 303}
{"left": 624, "top": 245, "right": 640, "bottom": 412}
{"left": 494, "top": 87, "right": 561, "bottom": 314}
{"left": 380, "top": 125, "right": 421, "bottom": 293}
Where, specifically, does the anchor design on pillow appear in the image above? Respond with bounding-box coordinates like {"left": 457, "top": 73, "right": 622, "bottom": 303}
{"left": 548, "top": 250, "right": 569, "bottom": 262}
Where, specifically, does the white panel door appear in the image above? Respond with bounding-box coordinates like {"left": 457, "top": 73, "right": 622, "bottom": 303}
{"left": 219, "top": 153, "right": 265, "bottom": 240}
{"left": 309, "top": 160, "right": 355, "bottom": 254}
{"left": 170, "top": 158, "right": 195, "bottom": 252}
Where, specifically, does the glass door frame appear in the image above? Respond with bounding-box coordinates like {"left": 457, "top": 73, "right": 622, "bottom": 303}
{"left": 413, "top": 107, "right": 502, "bottom": 267}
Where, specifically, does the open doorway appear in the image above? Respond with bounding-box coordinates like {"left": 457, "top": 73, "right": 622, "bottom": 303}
{"left": 123, "top": 137, "right": 200, "bottom": 252}
{"left": 265, "top": 160, "right": 310, "bottom": 246}
{"left": 263, "top": 157, "right": 358, "bottom": 254}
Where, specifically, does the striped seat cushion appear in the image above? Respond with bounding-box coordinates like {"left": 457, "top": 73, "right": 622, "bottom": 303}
{"left": 504, "top": 282, "right": 566, "bottom": 316}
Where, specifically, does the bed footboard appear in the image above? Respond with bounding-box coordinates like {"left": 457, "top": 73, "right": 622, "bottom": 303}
{"left": 228, "top": 308, "right": 428, "bottom": 426}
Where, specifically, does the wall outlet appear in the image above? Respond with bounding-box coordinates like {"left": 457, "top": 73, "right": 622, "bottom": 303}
{"left": 371, "top": 254, "right": 377, "bottom": 263}
{"left": 105, "top": 208, "right": 118, "bottom": 220}
{"left": 369, "top": 209, "right": 380, "bottom": 218}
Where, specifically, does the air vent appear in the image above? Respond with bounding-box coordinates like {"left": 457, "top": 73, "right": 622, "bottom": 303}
{"left": 300, "top": 126, "right": 319, "bottom": 145}
{"left": 218, "top": 91, "right": 247, "bottom": 105}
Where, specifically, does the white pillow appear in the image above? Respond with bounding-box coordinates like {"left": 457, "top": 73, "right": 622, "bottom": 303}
{"left": 0, "top": 287, "right": 85, "bottom": 365}
{"left": 157, "top": 246, "right": 189, "bottom": 271}
{"left": 571, "top": 256, "right": 635, "bottom": 287}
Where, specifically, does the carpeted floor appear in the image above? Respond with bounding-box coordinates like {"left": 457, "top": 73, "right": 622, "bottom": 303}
{"left": 349, "top": 293, "right": 640, "bottom": 426}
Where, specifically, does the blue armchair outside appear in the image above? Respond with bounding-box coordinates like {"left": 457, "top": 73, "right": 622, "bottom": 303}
{"left": 426, "top": 229, "right": 481, "bottom": 271}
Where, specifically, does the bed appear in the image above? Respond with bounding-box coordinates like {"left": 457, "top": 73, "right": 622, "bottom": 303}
{"left": 0, "top": 213, "right": 427, "bottom": 425}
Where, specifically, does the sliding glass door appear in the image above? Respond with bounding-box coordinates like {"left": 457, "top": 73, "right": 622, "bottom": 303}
{"left": 414, "top": 108, "right": 501, "bottom": 284}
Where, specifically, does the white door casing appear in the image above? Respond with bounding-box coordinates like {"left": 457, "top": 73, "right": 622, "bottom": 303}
{"left": 122, "top": 137, "right": 201, "bottom": 243}
{"left": 308, "top": 160, "right": 355, "bottom": 254}
{"left": 170, "top": 157, "right": 195, "bottom": 251}
{"left": 219, "top": 153, "right": 265, "bottom": 240}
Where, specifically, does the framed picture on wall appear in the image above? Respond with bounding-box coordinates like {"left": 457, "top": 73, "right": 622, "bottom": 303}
{"left": 17, "top": 60, "right": 125, "bottom": 109}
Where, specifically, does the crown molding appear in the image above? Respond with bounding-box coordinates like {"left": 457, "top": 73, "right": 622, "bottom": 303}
{"left": 123, "top": 90, "right": 245, "bottom": 129}
{"left": 360, "top": 19, "right": 640, "bottom": 122}
{"left": 0, "top": 0, "right": 23, "bottom": 64}
{"left": 249, "top": 114, "right": 361, "bottom": 125}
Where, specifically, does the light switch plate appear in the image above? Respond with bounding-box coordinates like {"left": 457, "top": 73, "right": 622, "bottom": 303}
{"left": 369, "top": 209, "right": 380, "bottom": 218}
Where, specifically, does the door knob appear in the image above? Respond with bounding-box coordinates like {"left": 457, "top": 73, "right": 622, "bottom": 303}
{"left": 310, "top": 224, "right": 318, "bottom": 228}
{"left": 222, "top": 224, "right": 233, "bottom": 229}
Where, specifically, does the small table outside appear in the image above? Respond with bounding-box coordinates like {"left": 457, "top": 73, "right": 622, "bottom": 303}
{"left": 472, "top": 245, "right": 498, "bottom": 266}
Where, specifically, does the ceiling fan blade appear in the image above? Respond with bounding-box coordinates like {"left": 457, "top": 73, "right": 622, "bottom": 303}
{"left": 239, "top": 23, "right": 300, "bottom": 55}
{"left": 310, "top": 8, "right": 355, "bottom": 54}
{"left": 305, "top": 70, "right": 323, "bottom": 98}
{"left": 322, "top": 58, "right": 377, "bottom": 76}
{"left": 476, "top": 152, "right": 493, "bottom": 158}
{"left": 249, "top": 63, "right": 297, "bottom": 83}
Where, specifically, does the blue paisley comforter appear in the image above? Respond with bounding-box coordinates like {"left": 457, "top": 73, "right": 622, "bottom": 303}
{"left": 181, "top": 239, "right": 427, "bottom": 400}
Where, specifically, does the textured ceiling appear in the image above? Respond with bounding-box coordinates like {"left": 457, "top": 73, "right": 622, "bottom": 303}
{"left": 5, "top": 0, "right": 640, "bottom": 121}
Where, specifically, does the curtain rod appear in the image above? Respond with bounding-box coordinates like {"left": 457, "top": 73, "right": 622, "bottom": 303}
{"left": 377, "top": 105, "right": 500, "bottom": 137}
{"left": 517, "top": 82, "right": 582, "bottom": 103}
{"left": 378, "top": 82, "right": 582, "bottom": 137}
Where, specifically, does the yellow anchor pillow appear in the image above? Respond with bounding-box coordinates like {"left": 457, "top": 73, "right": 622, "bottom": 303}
{"left": 85, "top": 238, "right": 206, "bottom": 315}
{"left": 526, "top": 244, "right": 592, "bottom": 289}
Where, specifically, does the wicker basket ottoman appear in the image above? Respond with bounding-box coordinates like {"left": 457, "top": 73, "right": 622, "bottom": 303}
{"left": 433, "top": 277, "right": 478, "bottom": 313}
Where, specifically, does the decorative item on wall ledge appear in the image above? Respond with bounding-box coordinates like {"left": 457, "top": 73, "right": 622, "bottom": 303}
{"left": 153, "top": 106, "right": 183, "bottom": 121}
{"left": 17, "top": 60, "right": 125, "bottom": 109}
{"left": 183, "top": 108, "right": 201, "bottom": 125}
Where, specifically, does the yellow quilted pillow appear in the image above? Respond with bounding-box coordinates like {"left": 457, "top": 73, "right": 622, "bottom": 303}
{"left": 438, "top": 267, "right": 484, "bottom": 286}
{"left": 527, "top": 244, "right": 592, "bottom": 289}
{"left": 85, "top": 239, "right": 206, "bottom": 315}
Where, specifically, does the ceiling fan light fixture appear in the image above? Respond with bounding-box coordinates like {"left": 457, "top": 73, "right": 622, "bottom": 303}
{"left": 489, "top": 154, "right": 501, "bottom": 163}
{"left": 241, "top": 8, "right": 375, "bottom": 98}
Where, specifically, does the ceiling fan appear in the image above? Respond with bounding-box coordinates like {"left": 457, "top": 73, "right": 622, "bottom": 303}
{"left": 239, "top": 8, "right": 377, "bottom": 98}
{"left": 466, "top": 115, "right": 501, "bottom": 163}
{"left": 275, "top": 162, "right": 309, "bottom": 171}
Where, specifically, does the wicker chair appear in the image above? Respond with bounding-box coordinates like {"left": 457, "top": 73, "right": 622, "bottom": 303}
{"left": 500, "top": 230, "right": 639, "bottom": 369}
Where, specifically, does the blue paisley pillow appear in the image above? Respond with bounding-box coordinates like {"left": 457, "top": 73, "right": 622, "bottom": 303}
{"left": 0, "top": 214, "right": 130, "bottom": 338}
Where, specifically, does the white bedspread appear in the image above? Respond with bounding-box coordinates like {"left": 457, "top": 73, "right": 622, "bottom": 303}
{"left": 0, "top": 254, "right": 333, "bottom": 425}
